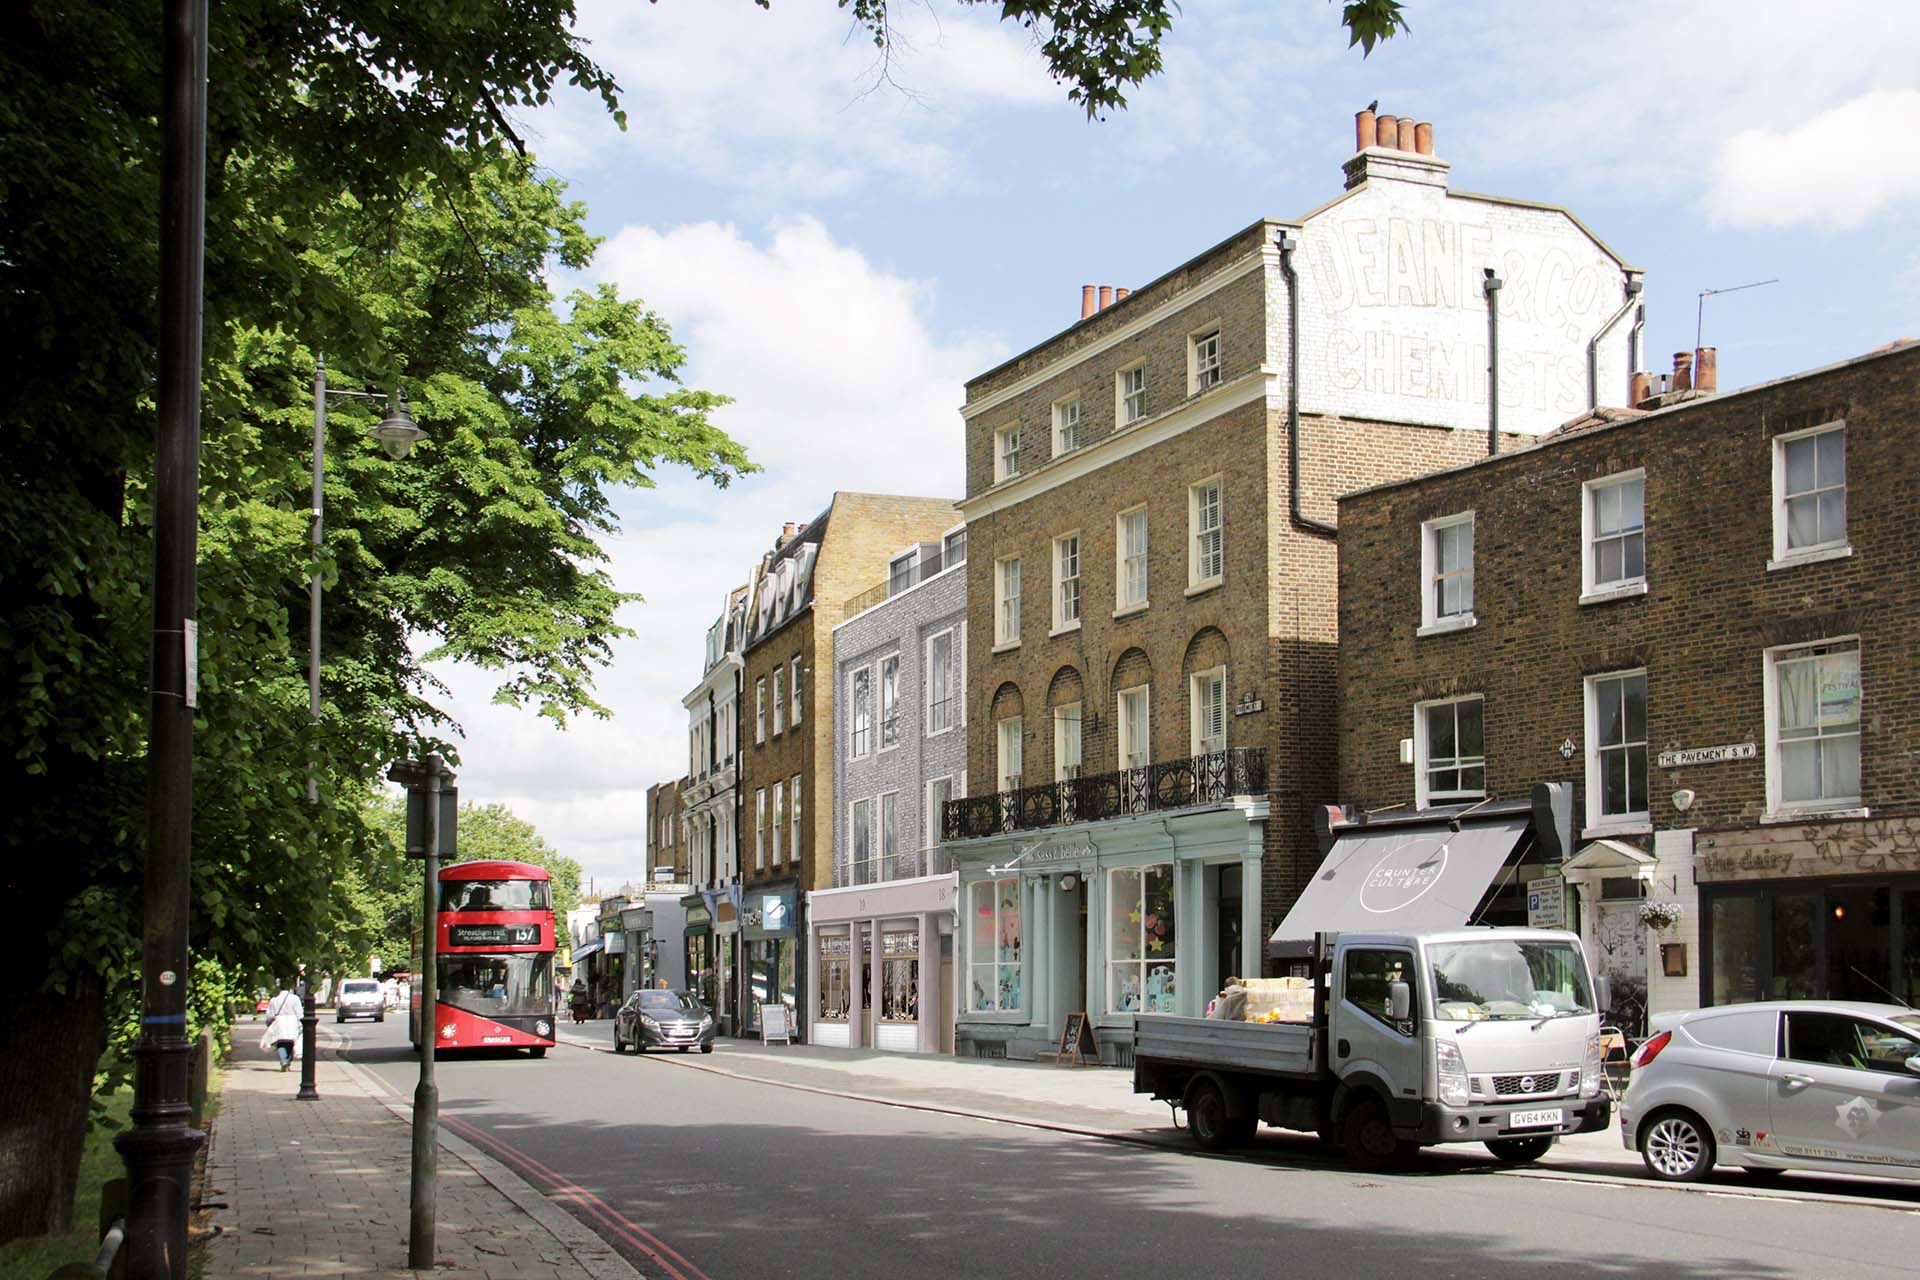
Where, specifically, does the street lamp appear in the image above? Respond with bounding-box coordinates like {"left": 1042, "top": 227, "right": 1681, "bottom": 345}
{"left": 299, "top": 354, "right": 428, "bottom": 1103}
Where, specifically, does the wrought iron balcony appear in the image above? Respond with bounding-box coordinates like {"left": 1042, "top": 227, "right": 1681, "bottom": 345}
{"left": 942, "top": 747, "right": 1267, "bottom": 842}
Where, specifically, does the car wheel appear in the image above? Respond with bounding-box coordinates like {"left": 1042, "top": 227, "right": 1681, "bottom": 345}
{"left": 375, "top": 1013, "right": 384, "bottom": 1023}
{"left": 612, "top": 1034, "right": 625, "bottom": 1053}
{"left": 700, "top": 1043, "right": 714, "bottom": 1054}
{"left": 679, "top": 1046, "right": 692, "bottom": 1053}
{"left": 335, "top": 1015, "right": 344, "bottom": 1023}
{"left": 634, "top": 1041, "right": 648, "bottom": 1054}
{"left": 1342, "top": 1096, "right": 1415, "bottom": 1170}
{"left": 1485, "top": 1135, "right": 1554, "bottom": 1164}
{"left": 1640, "top": 1109, "right": 1715, "bottom": 1182}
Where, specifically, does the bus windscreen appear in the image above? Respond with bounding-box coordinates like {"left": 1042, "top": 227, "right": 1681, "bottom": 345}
{"left": 440, "top": 878, "right": 551, "bottom": 912}
{"left": 438, "top": 954, "right": 554, "bottom": 1020}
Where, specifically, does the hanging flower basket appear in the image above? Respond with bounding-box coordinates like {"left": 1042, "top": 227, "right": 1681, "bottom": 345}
{"left": 1639, "top": 901, "right": 1684, "bottom": 931}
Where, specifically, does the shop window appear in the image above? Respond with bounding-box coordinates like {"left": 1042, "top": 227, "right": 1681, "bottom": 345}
{"left": 1585, "top": 671, "right": 1648, "bottom": 827}
{"left": 1415, "top": 696, "right": 1485, "bottom": 806}
{"left": 881, "top": 929, "right": 919, "bottom": 1022}
{"left": 968, "top": 878, "right": 1022, "bottom": 1012}
{"left": 1765, "top": 638, "right": 1860, "bottom": 814}
{"left": 818, "top": 934, "right": 851, "bottom": 1021}
{"left": 1108, "top": 864, "right": 1176, "bottom": 1014}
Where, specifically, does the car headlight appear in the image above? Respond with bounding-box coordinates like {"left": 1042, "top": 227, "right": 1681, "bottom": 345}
{"left": 639, "top": 1015, "right": 660, "bottom": 1031}
{"left": 1581, "top": 1032, "right": 1603, "bottom": 1098}
{"left": 699, "top": 1015, "right": 713, "bottom": 1029}
{"left": 1435, "top": 1038, "right": 1470, "bottom": 1107}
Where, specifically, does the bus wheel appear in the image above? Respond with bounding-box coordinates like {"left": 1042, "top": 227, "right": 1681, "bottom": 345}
{"left": 528, "top": 1046, "right": 547, "bottom": 1059}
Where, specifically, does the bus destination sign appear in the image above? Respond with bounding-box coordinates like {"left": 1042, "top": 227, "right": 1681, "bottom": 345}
{"left": 448, "top": 923, "right": 541, "bottom": 947}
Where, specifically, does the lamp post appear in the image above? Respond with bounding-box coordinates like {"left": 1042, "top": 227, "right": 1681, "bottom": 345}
{"left": 388, "top": 752, "right": 455, "bottom": 1271}
{"left": 298, "top": 356, "right": 425, "bottom": 1102}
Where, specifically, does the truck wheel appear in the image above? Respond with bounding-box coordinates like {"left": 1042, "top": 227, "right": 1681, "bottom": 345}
{"left": 1185, "top": 1079, "right": 1243, "bottom": 1152}
{"left": 1640, "top": 1109, "right": 1714, "bottom": 1182}
{"left": 1342, "top": 1097, "right": 1414, "bottom": 1170}
{"left": 1485, "top": 1135, "right": 1554, "bottom": 1164}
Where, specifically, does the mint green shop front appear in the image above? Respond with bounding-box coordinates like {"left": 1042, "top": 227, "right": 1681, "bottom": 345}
{"left": 948, "top": 798, "right": 1267, "bottom": 1063}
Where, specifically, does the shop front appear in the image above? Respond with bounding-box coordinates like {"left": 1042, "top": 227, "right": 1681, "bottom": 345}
{"left": 740, "top": 882, "right": 800, "bottom": 1038}
{"left": 620, "top": 905, "right": 653, "bottom": 996}
{"left": 949, "top": 801, "right": 1265, "bottom": 1064}
{"left": 807, "top": 873, "right": 955, "bottom": 1053}
{"left": 681, "top": 898, "right": 713, "bottom": 1014}
{"left": 1696, "top": 816, "right": 1920, "bottom": 1007}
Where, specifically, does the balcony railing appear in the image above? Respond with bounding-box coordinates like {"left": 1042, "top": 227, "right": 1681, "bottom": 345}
{"left": 942, "top": 747, "right": 1267, "bottom": 841}
{"left": 832, "top": 844, "right": 954, "bottom": 888}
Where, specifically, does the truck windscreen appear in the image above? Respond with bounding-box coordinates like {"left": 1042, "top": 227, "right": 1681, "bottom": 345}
{"left": 1427, "top": 940, "right": 1593, "bottom": 1022}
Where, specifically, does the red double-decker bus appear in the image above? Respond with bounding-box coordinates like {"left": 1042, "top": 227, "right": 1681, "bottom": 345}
{"left": 411, "top": 860, "right": 557, "bottom": 1056}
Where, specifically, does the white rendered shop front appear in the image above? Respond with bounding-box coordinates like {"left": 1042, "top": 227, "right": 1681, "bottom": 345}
{"left": 948, "top": 801, "right": 1266, "bottom": 1063}
{"left": 806, "top": 873, "right": 956, "bottom": 1053}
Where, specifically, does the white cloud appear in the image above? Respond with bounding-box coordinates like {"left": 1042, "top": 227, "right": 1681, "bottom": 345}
{"left": 1704, "top": 90, "right": 1920, "bottom": 231}
{"left": 427, "top": 216, "right": 999, "bottom": 889}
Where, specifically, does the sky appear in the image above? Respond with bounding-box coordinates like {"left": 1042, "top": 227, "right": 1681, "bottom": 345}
{"left": 423, "top": 1, "right": 1920, "bottom": 894}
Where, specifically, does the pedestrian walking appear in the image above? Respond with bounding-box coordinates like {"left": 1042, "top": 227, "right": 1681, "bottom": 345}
{"left": 260, "top": 985, "right": 302, "bottom": 1071}
{"left": 569, "top": 977, "right": 590, "bottom": 1024}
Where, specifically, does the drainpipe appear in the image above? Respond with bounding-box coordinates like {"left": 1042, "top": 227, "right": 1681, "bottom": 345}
{"left": 1628, "top": 302, "right": 1646, "bottom": 402}
{"left": 1279, "top": 230, "right": 1336, "bottom": 538}
{"left": 1586, "top": 276, "right": 1644, "bottom": 410}
{"left": 1482, "top": 267, "right": 1503, "bottom": 455}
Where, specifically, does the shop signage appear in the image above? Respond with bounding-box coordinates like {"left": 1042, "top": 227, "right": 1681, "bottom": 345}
{"left": 1019, "top": 835, "right": 1095, "bottom": 867}
{"left": 1526, "top": 876, "right": 1565, "bottom": 929}
{"left": 1359, "top": 836, "right": 1450, "bottom": 914}
{"left": 1656, "top": 742, "right": 1756, "bottom": 768}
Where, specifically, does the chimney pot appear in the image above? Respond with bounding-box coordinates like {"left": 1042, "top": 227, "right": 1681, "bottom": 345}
{"left": 1672, "top": 350, "right": 1694, "bottom": 394}
{"left": 1630, "top": 371, "right": 1652, "bottom": 406}
{"left": 1098, "top": 285, "right": 1114, "bottom": 310}
{"left": 1355, "top": 108, "right": 1377, "bottom": 153}
{"left": 1081, "top": 284, "right": 1096, "bottom": 319}
{"left": 1115, "top": 287, "right": 1130, "bottom": 302}
{"left": 1397, "top": 117, "right": 1416, "bottom": 151}
{"left": 1694, "top": 347, "right": 1718, "bottom": 393}
{"left": 1374, "top": 114, "right": 1399, "bottom": 150}
{"left": 1414, "top": 121, "right": 1434, "bottom": 155}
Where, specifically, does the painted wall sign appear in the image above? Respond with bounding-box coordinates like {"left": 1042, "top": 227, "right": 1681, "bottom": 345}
{"left": 1656, "top": 742, "right": 1756, "bottom": 768}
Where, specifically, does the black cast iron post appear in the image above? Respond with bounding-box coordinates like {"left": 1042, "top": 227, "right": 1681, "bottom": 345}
{"left": 116, "top": 0, "right": 208, "bottom": 1274}
{"left": 296, "top": 965, "right": 319, "bottom": 1100}
{"left": 390, "top": 752, "right": 452, "bottom": 1270}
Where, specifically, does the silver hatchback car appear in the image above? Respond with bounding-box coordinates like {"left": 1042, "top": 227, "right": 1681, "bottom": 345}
{"left": 1619, "top": 1000, "right": 1920, "bottom": 1183}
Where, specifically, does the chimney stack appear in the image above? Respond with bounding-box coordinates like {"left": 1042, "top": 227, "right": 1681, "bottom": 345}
{"left": 1672, "top": 350, "right": 1694, "bottom": 394}
{"left": 1414, "top": 121, "right": 1434, "bottom": 155}
{"left": 1630, "top": 371, "right": 1652, "bottom": 406}
{"left": 1115, "top": 287, "right": 1130, "bottom": 303}
{"left": 1375, "top": 113, "right": 1399, "bottom": 150}
{"left": 1345, "top": 107, "right": 1448, "bottom": 190}
{"left": 1355, "top": 107, "right": 1376, "bottom": 153}
{"left": 1098, "top": 285, "right": 1114, "bottom": 310}
{"left": 1694, "top": 347, "right": 1717, "bottom": 393}
{"left": 1397, "top": 117, "right": 1416, "bottom": 150}
{"left": 1081, "top": 284, "right": 1096, "bottom": 319}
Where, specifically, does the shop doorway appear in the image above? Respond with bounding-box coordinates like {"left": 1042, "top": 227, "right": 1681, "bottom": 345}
{"left": 1704, "top": 878, "right": 1916, "bottom": 1005}
{"left": 1594, "top": 898, "right": 1648, "bottom": 1037}
{"left": 1217, "top": 864, "right": 1243, "bottom": 985}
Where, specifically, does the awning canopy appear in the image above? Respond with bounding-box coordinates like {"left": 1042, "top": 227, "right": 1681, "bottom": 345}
{"left": 570, "top": 939, "right": 604, "bottom": 963}
{"left": 1269, "top": 815, "right": 1531, "bottom": 957}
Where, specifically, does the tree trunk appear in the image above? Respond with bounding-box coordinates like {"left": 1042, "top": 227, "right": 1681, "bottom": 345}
{"left": 0, "top": 970, "right": 107, "bottom": 1243}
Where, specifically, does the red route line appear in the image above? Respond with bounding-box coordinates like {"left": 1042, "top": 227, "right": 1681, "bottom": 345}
{"left": 440, "top": 1112, "right": 715, "bottom": 1280}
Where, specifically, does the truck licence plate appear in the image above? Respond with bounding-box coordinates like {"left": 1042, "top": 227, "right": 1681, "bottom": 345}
{"left": 1509, "top": 1108, "right": 1562, "bottom": 1129}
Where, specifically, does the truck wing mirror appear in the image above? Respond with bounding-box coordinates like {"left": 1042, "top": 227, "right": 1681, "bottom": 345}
{"left": 1594, "top": 976, "right": 1613, "bottom": 1015}
{"left": 1387, "top": 981, "right": 1411, "bottom": 1022}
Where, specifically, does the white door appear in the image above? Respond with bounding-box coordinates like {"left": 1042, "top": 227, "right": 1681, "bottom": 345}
{"left": 1594, "top": 899, "right": 1647, "bottom": 1034}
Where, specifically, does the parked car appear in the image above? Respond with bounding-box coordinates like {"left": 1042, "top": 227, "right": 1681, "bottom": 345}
{"left": 335, "top": 977, "right": 386, "bottom": 1023}
{"left": 613, "top": 989, "right": 715, "bottom": 1054}
{"left": 254, "top": 996, "right": 271, "bottom": 1016}
{"left": 1619, "top": 1000, "right": 1920, "bottom": 1184}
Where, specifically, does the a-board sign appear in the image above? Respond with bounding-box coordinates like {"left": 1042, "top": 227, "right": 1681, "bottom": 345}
{"left": 1052, "top": 1011, "right": 1097, "bottom": 1066}
{"left": 761, "top": 1002, "right": 792, "bottom": 1045}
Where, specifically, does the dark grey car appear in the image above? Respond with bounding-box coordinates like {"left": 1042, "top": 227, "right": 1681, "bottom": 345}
{"left": 614, "top": 989, "right": 716, "bottom": 1054}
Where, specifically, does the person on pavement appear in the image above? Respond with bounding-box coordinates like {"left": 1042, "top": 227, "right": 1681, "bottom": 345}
{"left": 261, "top": 986, "right": 303, "bottom": 1070}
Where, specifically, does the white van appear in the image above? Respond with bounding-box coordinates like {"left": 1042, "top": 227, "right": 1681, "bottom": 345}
{"left": 335, "top": 978, "right": 386, "bottom": 1023}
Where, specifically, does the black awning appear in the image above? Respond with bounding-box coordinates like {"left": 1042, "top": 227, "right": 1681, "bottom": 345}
{"left": 1269, "top": 815, "right": 1531, "bottom": 957}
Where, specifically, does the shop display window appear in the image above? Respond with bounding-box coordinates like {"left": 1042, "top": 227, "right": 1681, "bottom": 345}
{"left": 1108, "top": 864, "right": 1176, "bottom": 1014}
{"left": 881, "top": 930, "right": 919, "bottom": 1022}
{"left": 818, "top": 934, "right": 851, "bottom": 1021}
{"left": 968, "top": 878, "right": 1021, "bottom": 1012}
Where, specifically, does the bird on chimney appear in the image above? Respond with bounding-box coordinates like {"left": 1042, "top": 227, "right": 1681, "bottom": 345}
{"left": 1366, "top": 99, "right": 1379, "bottom": 114}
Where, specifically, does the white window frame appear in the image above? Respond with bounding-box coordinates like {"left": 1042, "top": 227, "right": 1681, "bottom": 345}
{"left": 1052, "top": 532, "right": 1082, "bottom": 633}
{"left": 1414, "top": 695, "right": 1486, "bottom": 807}
{"left": 926, "top": 629, "right": 957, "bottom": 736}
{"left": 790, "top": 773, "right": 802, "bottom": 863}
{"left": 1106, "top": 863, "right": 1177, "bottom": 1015}
{"left": 755, "top": 677, "right": 767, "bottom": 743}
{"left": 1190, "top": 667, "right": 1226, "bottom": 756}
{"left": 1054, "top": 702, "right": 1083, "bottom": 781}
{"left": 1188, "top": 324, "right": 1222, "bottom": 395}
{"left": 1053, "top": 396, "right": 1082, "bottom": 455}
{"left": 926, "top": 775, "right": 954, "bottom": 848}
{"left": 879, "top": 652, "right": 901, "bottom": 751}
{"left": 755, "top": 787, "right": 767, "bottom": 870}
{"left": 849, "top": 666, "right": 873, "bottom": 759}
{"left": 1188, "top": 477, "right": 1223, "bottom": 591}
{"left": 1117, "top": 685, "right": 1150, "bottom": 770}
{"left": 997, "top": 716, "right": 1024, "bottom": 791}
{"left": 772, "top": 779, "right": 784, "bottom": 863}
{"left": 995, "top": 556, "right": 1021, "bottom": 649}
{"left": 790, "top": 656, "right": 802, "bottom": 724}
{"left": 1770, "top": 421, "right": 1850, "bottom": 569}
{"left": 1584, "top": 670, "right": 1649, "bottom": 832}
{"left": 1115, "top": 505, "right": 1149, "bottom": 615}
{"left": 1116, "top": 360, "right": 1147, "bottom": 426}
{"left": 1418, "top": 512, "right": 1476, "bottom": 634}
{"left": 1581, "top": 470, "right": 1647, "bottom": 602}
{"left": 772, "top": 665, "right": 785, "bottom": 736}
{"left": 995, "top": 424, "right": 1022, "bottom": 481}
{"left": 1763, "top": 637, "right": 1863, "bottom": 819}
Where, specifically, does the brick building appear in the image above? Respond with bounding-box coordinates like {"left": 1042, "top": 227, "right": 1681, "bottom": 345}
{"left": 737, "top": 493, "right": 961, "bottom": 1038}
{"left": 810, "top": 520, "right": 969, "bottom": 1053}
{"left": 645, "top": 776, "right": 688, "bottom": 884}
{"left": 942, "top": 111, "right": 1642, "bottom": 1060}
{"left": 1334, "top": 340, "right": 1920, "bottom": 1031}
{"left": 679, "top": 583, "right": 749, "bottom": 1033}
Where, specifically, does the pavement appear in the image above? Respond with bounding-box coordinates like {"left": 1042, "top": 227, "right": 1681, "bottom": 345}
{"left": 202, "top": 1023, "right": 639, "bottom": 1280}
